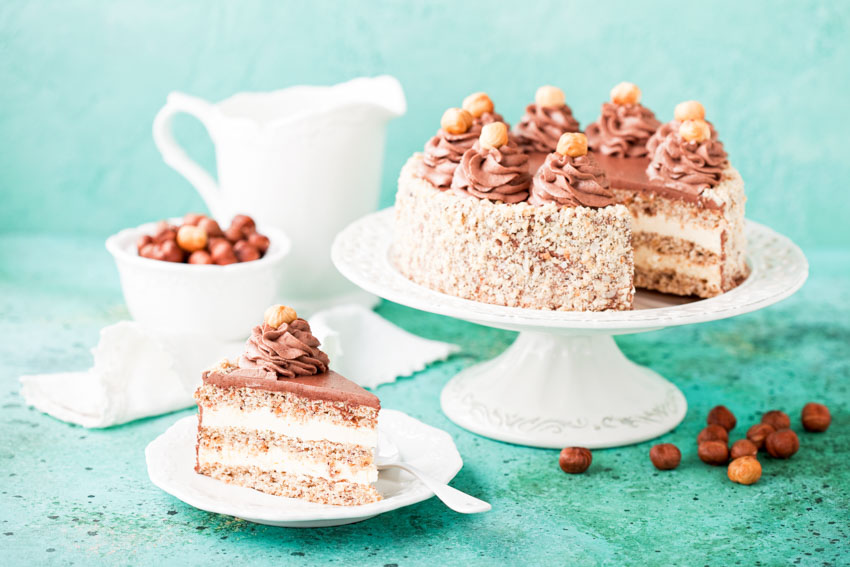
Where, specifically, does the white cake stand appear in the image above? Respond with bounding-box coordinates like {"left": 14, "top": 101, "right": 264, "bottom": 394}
{"left": 331, "top": 208, "right": 808, "bottom": 449}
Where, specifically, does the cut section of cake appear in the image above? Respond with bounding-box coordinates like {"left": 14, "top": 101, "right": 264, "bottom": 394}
{"left": 194, "top": 305, "right": 381, "bottom": 506}
{"left": 587, "top": 90, "right": 747, "bottom": 297}
{"left": 393, "top": 124, "right": 634, "bottom": 311}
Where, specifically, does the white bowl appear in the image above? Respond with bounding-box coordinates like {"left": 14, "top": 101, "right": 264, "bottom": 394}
{"left": 106, "top": 219, "right": 290, "bottom": 341}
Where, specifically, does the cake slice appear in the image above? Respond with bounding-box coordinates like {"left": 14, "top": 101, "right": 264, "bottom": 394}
{"left": 587, "top": 88, "right": 747, "bottom": 297}
{"left": 194, "top": 305, "right": 381, "bottom": 506}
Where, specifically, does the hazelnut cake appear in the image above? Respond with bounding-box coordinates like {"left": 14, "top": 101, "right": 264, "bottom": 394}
{"left": 393, "top": 85, "right": 747, "bottom": 310}
{"left": 194, "top": 305, "right": 381, "bottom": 506}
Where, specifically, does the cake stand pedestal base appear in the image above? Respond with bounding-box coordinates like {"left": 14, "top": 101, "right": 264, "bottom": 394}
{"left": 440, "top": 332, "right": 687, "bottom": 449}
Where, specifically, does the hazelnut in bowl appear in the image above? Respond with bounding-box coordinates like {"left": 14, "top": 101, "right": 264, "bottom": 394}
{"left": 106, "top": 214, "right": 290, "bottom": 341}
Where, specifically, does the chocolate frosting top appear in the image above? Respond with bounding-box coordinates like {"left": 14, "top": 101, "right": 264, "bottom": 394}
{"left": 451, "top": 141, "right": 531, "bottom": 203}
{"left": 514, "top": 103, "right": 581, "bottom": 153}
{"left": 530, "top": 152, "right": 615, "bottom": 208}
{"left": 646, "top": 120, "right": 717, "bottom": 156}
{"left": 420, "top": 129, "right": 479, "bottom": 189}
{"left": 585, "top": 102, "right": 661, "bottom": 157}
{"left": 646, "top": 132, "right": 728, "bottom": 195}
{"left": 238, "top": 319, "right": 330, "bottom": 378}
{"left": 204, "top": 368, "right": 380, "bottom": 408}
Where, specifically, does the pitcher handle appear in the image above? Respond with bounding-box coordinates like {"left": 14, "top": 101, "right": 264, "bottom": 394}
{"left": 152, "top": 92, "right": 224, "bottom": 218}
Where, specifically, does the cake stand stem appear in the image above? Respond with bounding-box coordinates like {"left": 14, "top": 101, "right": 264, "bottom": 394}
{"left": 440, "top": 331, "right": 687, "bottom": 449}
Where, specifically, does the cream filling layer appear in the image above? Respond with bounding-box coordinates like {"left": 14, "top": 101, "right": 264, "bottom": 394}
{"left": 197, "top": 444, "right": 378, "bottom": 485}
{"left": 202, "top": 406, "right": 378, "bottom": 448}
{"left": 634, "top": 246, "right": 722, "bottom": 282}
{"left": 630, "top": 212, "right": 723, "bottom": 255}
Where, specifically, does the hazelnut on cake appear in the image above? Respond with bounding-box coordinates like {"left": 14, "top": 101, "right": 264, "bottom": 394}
{"left": 194, "top": 305, "right": 381, "bottom": 506}
{"left": 393, "top": 122, "right": 634, "bottom": 312}
{"left": 461, "top": 91, "right": 507, "bottom": 130}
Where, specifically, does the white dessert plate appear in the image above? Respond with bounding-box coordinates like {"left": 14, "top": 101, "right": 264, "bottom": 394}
{"left": 145, "top": 409, "right": 463, "bottom": 528}
{"left": 330, "top": 208, "right": 808, "bottom": 449}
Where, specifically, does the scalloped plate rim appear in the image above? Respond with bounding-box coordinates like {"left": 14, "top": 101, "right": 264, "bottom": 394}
{"left": 145, "top": 409, "right": 463, "bottom": 527}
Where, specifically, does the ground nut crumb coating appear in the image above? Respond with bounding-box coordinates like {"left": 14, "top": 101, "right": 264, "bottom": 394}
{"left": 194, "top": 384, "right": 379, "bottom": 429}
{"left": 198, "top": 426, "right": 375, "bottom": 470}
{"left": 197, "top": 463, "right": 381, "bottom": 506}
{"left": 394, "top": 155, "right": 634, "bottom": 311}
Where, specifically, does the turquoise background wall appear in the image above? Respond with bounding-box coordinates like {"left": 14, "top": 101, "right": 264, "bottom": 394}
{"left": 1, "top": 0, "right": 849, "bottom": 250}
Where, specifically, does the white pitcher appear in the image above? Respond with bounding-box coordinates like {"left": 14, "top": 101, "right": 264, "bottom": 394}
{"left": 152, "top": 76, "right": 406, "bottom": 312}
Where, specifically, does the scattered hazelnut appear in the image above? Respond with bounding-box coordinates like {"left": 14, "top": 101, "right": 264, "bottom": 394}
{"left": 697, "top": 424, "right": 729, "bottom": 445}
{"left": 674, "top": 100, "right": 706, "bottom": 122}
{"left": 233, "top": 240, "right": 261, "bottom": 262}
{"left": 176, "top": 224, "right": 208, "bottom": 252}
{"left": 198, "top": 217, "right": 224, "bottom": 238}
{"left": 707, "top": 405, "right": 737, "bottom": 431}
{"left": 182, "top": 213, "right": 206, "bottom": 226}
{"left": 264, "top": 304, "right": 298, "bottom": 328}
{"left": 247, "top": 232, "right": 270, "bottom": 254}
{"left": 697, "top": 441, "right": 729, "bottom": 466}
{"left": 136, "top": 234, "right": 153, "bottom": 253}
{"left": 801, "top": 402, "right": 831, "bottom": 432}
{"left": 679, "top": 119, "right": 711, "bottom": 143}
{"left": 159, "top": 240, "right": 185, "bottom": 263}
{"left": 610, "top": 82, "right": 641, "bottom": 105}
{"left": 559, "top": 447, "right": 592, "bottom": 474}
{"left": 462, "top": 92, "right": 495, "bottom": 118}
{"left": 730, "top": 439, "right": 758, "bottom": 460}
{"left": 556, "top": 132, "right": 588, "bottom": 158}
{"left": 535, "top": 85, "right": 566, "bottom": 109}
{"left": 479, "top": 122, "right": 509, "bottom": 150}
{"left": 649, "top": 443, "right": 681, "bottom": 470}
{"left": 187, "top": 250, "right": 214, "bottom": 265}
{"left": 765, "top": 429, "right": 799, "bottom": 459}
{"left": 210, "top": 240, "right": 237, "bottom": 265}
{"left": 440, "top": 107, "right": 473, "bottom": 135}
{"left": 727, "top": 456, "right": 762, "bottom": 485}
{"left": 746, "top": 423, "right": 775, "bottom": 450}
{"left": 761, "top": 410, "right": 791, "bottom": 431}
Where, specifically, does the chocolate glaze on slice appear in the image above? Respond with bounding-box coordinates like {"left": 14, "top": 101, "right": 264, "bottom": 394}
{"left": 203, "top": 368, "right": 380, "bottom": 409}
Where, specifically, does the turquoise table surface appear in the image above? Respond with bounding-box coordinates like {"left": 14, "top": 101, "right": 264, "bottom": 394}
{"left": 1, "top": 235, "right": 848, "bottom": 566}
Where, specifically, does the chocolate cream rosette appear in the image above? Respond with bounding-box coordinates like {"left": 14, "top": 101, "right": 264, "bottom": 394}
{"left": 514, "top": 85, "right": 581, "bottom": 155}
{"left": 529, "top": 132, "right": 616, "bottom": 208}
{"left": 451, "top": 122, "right": 531, "bottom": 204}
{"left": 646, "top": 100, "right": 718, "bottom": 156}
{"left": 419, "top": 107, "right": 478, "bottom": 189}
{"left": 585, "top": 82, "right": 661, "bottom": 158}
{"left": 646, "top": 118, "right": 728, "bottom": 194}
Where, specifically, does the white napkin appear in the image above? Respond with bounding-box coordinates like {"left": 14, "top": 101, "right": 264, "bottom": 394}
{"left": 20, "top": 306, "right": 458, "bottom": 428}
{"left": 309, "top": 304, "right": 459, "bottom": 389}
{"left": 19, "top": 322, "right": 243, "bottom": 428}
